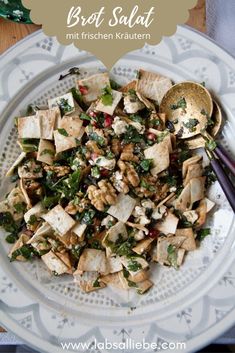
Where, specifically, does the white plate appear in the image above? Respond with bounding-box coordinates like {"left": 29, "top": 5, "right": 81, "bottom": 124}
{"left": 0, "top": 26, "right": 235, "bottom": 353}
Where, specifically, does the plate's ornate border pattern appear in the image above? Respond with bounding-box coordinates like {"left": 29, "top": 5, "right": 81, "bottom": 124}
{"left": 0, "top": 27, "right": 235, "bottom": 353}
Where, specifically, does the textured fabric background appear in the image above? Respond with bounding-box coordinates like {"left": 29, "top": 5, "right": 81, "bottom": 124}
{"left": 206, "top": 0, "right": 235, "bottom": 56}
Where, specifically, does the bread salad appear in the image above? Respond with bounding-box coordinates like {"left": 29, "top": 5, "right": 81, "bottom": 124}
{"left": 0, "top": 69, "right": 216, "bottom": 294}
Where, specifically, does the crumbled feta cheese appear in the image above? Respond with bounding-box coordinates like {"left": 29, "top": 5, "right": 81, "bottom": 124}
{"left": 169, "top": 186, "right": 177, "bottom": 192}
{"left": 133, "top": 206, "right": 146, "bottom": 217}
{"left": 95, "top": 157, "right": 116, "bottom": 170}
{"left": 141, "top": 199, "right": 155, "bottom": 209}
{"left": 123, "top": 95, "right": 145, "bottom": 114}
{"left": 101, "top": 215, "right": 115, "bottom": 229}
{"left": 133, "top": 230, "right": 145, "bottom": 241}
{"left": 152, "top": 205, "right": 167, "bottom": 220}
{"left": 139, "top": 216, "right": 151, "bottom": 225}
{"left": 112, "top": 117, "right": 128, "bottom": 136}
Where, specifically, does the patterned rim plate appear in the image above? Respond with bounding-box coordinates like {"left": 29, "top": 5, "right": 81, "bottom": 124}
{"left": 0, "top": 26, "right": 235, "bottom": 353}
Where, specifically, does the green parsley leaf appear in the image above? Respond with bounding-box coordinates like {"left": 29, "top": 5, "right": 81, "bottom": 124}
{"left": 183, "top": 118, "right": 199, "bottom": 132}
{"left": 101, "top": 85, "right": 113, "bottom": 106}
{"left": 81, "top": 209, "right": 96, "bottom": 225}
{"left": 40, "top": 149, "right": 54, "bottom": 156}
{"left": 205, "top": 139, "right": 217, "bottom": 152}
{"left": 80, "top": 113, "right": 91, "bottom": 121}
{"left": 203, "top": 165, "right": 217, "bottom": 187}
{"left": 28, "top": 215, "right": 37, "bottom": 225}
{"left": 170, "top": 97, "right": 187, "bottom": 110}
{"left": 140, "top": 159, "right": 153, "bottom": 172}
{"left": 110, "top": 79, "right": 121, "bottom": 90}
{"left": 93, "top": 278, "right": 101, "bottom": 288}
{"left": 127, "top": 259, "right": 142, "bottom": 272}
{"left": 14, "top": 202, "right": 26, "bottom": 214}
{"left": 57, "top": 128, "right": 69, "bottom": 136}
{"left": 197, "top": 228, "right": 210, "bottom": 241}
{"left": 91, "top": 166, "right": 101, "bottom": 179}
{"left": 167, "top": 244, "right": 178, "bottom": 269}
{"left": 59, "top": 98, "right": 73, "bottom": 115}
{"left": 11, "top": 244, "right": 38, "bottom": 262}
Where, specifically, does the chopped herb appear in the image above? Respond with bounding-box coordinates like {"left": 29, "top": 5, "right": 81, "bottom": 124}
{"left": 40, "top": 149, "right": 54, "bottom": 156}
{"left": 170, "top": 97, "right": 187, "bottom": 110}
{"left": 203, "top": 165, "right": 217, "bottom": 187}
{"left": 5, "top": 234, "right": 18, "bottom": 244}
{"left": 123, "top": 268, "right": 137, "bottom": 288}
{"left": 130, "top": 114, "right": 143, "bottom": 124}
{"left": 105, "top": 152, "right": 114, "bottom": 160}
{"left": 61, "top": 169, "right": 81, "bottom": 199}
{"left": 70, "top": 244, "right": 85, "bottom": 260}
{"left": 115, "top": 237, "right": 136, "bottom": 256}
{"left": 93, "top": 278, "right": 100, "bottom": 288}
{"left": 11, "top": 244, "right": 38, "bottom": 262}
{"left": 10, "top": 174, "right": 19, "bottom": 183}
{"left": 200, "top": 81, "right": 206, "bottom": 87}
{"left": 57, "top": 128, "right": 69, "bottom": 137}
{"left": 20, "top": 138, "right": 39, "bottom": 153}
{"left": 167, "top": 244, "right": 178, "bottom": 269}
{"left": 59, "top": 67, "right": 80, "bottom": 81}
{"left": 28, "top": 215, "right": 37, "bottom": 225}
{"left": 140, "top": 179, "right": 156, "bottom": 192}
{"left": 123, "top": 125, "right": 144, "bottom": 144}
{"left": 26, "top": 104, "right": 39, "bottom": 116}
{"left": 80, "top": 113, "right": 91, "bottom": 121}
{"left": 14, "top": 202, "right": 26, "bottom": 214}
{"left": 110, "top": 79, "right": 121, "bottom": 90}
{"left": 140, "top": 159, "right": 153, "bottom": 172}
{"left": 197, "top": 228, "right": 210, "bottom": 241}
{"left": 201, "top": 109, "right": 214, "bottom": 128}
{"left": 42, "top": 195, "right": 60, "bottom": 209}
{"left": 59, "top": 98, "right": 73, "bottom": 115}
{"left": 127, "top": 259, "right": 142, "bottom": 272}
{"left": 81, "top": 209, "right": 96, "bottom": 225}
{"left": 90, "top": 240, "right": 103, "bottom": 250}
{"left": 101, "top": 85, "right": 113, "bottom": 106}
{"left": 89, "top": 130, "right": 105, "bottom": 147}
{"left": 70, "top": 87, "right": 86, "bottom": 109}
{"left": 205, "top": 139, "right": 217, "bottom": 152}
{"left": 91, "top": 166, "right": 101, "bottom": 179}
{"left": 183, "top": 118, "right": 199, "bottom": 132}
{"left": 0, "top": 212, "right": 19, "bottom": 244}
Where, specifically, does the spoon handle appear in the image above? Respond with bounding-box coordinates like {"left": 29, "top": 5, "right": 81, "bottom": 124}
{"left": 210, "top": 158, "right": 235, "bottom": 213}
{"left": 214, "top": 144, "right": 235, "bottom": 177}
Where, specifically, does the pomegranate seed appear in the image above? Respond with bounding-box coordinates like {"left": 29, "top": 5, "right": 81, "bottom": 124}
{"left": 89, "top": 111, "right": 97, "bottom": 118}
{"left": 148, "top": 229, "right": 159, "bottom": 239}
{"left": 100, "top": 168, "right": 109, "bottom": 177}
{"left": 79, "top": 85, "right": 88, "bottom": 95}
{"left": 147, "top": 133, "right": 156, "bottom": 141}
{"left": 104, "top": 116, "right": 113, "bottom": 128}
{"left": 170, "top": 153, "right": 178, "bottom": 162}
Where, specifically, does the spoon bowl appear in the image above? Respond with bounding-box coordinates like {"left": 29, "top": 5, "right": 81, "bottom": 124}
{"left": 160, "top": 81, "right": 213, "bottom": 139}
{"left": 186, "top": 100, "right": 223, "bottom": 149}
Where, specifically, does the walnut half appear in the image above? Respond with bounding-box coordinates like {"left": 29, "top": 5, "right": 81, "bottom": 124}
{"left": 87, "top": 181, "right": 117, "bottom": 211}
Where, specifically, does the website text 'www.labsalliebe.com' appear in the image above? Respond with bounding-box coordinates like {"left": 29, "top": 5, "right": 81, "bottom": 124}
{"left": 60, "top": 339, "right": 186, "bottom": 351}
